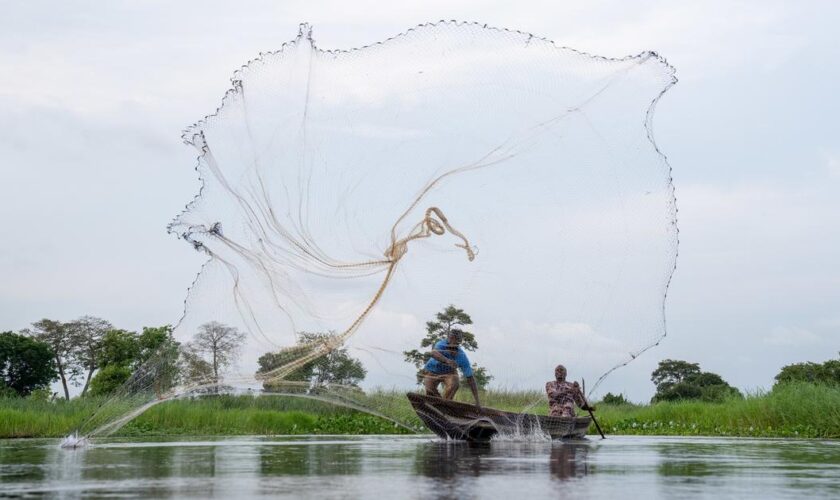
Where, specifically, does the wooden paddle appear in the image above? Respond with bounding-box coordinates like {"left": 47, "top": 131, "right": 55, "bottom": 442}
{"left": 581, "top": 378, "right": 606, "bottom": 439}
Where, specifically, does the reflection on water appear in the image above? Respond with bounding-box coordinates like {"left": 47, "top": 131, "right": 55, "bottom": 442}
{"left": 259, "top": 439, "right": 363, "bottom": 476}
{"left": 550, "top": 441, "right": 590, "bottom": 480}
{"left": 414, "top": 442, "right": 488, "bottom": 479}
{"left": 413, "top": 440, "right": 590, "bottom": 482}
{"left": 1, "top": 436, "right": 838, "bottom": 499}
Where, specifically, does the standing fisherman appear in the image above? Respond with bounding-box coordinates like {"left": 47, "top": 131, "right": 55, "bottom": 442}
{"left": 422, "top": 330, "right": 482, "bottom": 408}
{"left": 545, "top": 364, "right": 595, "bottom": 417}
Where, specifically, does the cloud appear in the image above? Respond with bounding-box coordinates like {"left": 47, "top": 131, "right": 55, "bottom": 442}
{"left": 2, "top": 0, "right": 840, "bottom": 402}
{"left": 827, "top": 152, "right": 840, "bottom": 179}
{"left": 815, "top": 317, "right": 840, "bottom": 329}
{"left": 763, "top": 326, "right": 821, "bottom": 346}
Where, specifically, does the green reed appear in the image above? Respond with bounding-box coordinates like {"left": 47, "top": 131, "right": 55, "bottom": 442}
{"left": 1, "top": 383, "right": 836, "bottom": 439}
{"left": 595, "top": 383, "right": 840, "bottom": 438}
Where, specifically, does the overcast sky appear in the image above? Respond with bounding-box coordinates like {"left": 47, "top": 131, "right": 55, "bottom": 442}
{"left": 1, "top": 0, "right": 838, "bottom": 401}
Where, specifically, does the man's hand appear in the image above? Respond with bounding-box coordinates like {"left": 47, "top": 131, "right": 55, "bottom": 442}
{"left": 430, "top": 350, "right": 458, "bottom": 369}
{"left": 583, "top": 404, "right": 597, "bottom": 412}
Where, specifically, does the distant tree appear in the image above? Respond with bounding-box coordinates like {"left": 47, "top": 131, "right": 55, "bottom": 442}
{"left": 67, "top": 316, "right": 112, "bottom": 396}
{"left": 88, "top": 364, "right": 133, "bottom": 397}
{"left": 0, "top": 384, "right": 16, "bottom": 398}
{"left": 774, "top": 354, "right": 840, "bottom": 387}
{"left": 651, "top": 359, "right": 701, "bottom": 390}
{"left": 301, "top": 332, "right": 366, "bottom": 387}
{"left": 86, "top": 329, "right": 138, "bottom": 396}
{"left": 601, "top": 392, "right": 629, "bottom": 405}
{"left": 94, "top": 325, "right": 179, "bottom": 371}
{"left": 27, "top": 387, "right": 53, "bottom": 402}
{"left": 181, "top": 345, "right": 214, "bottom": 385}
{"left": 189, "top": 322, "right": 246, "bottom": 385}
{"left": 257, "top": 348, "right": 313, "bottom": 388}
{"left": 136, "top": 326, "right": 176, "bottom": 366}
{"left": 97, "top": 329, "right": 140, "bottom": 368}
{"left": 136, "top": 326, "right": 181, "bottom": 395}
{"left": 469, "top": 365, "right": 493, "bottom": 391}
{"left": 0, "top": 332, "right": 57, "bottom": 397}
{"left": 403, "top": 305, "right": 493, "bottom": 390}
{"left": 257, "top": 331, "right": 367, "bottom": 392}
{"left": 86, "top": 325, "right": 182, "bottom": 397}
{"left": 23, "top": 319, "right": 79, "bottom": 400}
{"left": 656, "top": 382, "right": 702, "bottom": 401}
{"left": 651, "top": 359, "right": 741, "bottom": 403}
{"left": 824, "top": 358, "right": 840, "bottom": 384}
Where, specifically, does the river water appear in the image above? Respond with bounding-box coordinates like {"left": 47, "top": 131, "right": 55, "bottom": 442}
{"left": 1, "top": 435, "right": 838, "bottom": 498}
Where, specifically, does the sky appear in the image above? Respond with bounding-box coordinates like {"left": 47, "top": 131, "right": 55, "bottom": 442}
{"left": 1, "top": 0, "right": 838, "bottom": 402}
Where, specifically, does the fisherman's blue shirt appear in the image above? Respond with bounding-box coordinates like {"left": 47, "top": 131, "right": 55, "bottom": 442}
{"left": 424, "top": 339, "right": 474, "bottom": 377}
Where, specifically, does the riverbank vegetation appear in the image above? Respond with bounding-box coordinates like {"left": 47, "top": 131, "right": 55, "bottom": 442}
{"left": 0, "top": 394, "right": 412, "bottom": 438}
{"left": 1, "top": 382, "right": 838, "bottom": 439}
{"left": 3, "top": 314, "right": 838, "bottom": 440}
{"left": 596, "top": 382, "right": 840, "bottom": 439}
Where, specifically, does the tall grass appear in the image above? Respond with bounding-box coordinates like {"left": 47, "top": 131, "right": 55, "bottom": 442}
{"left": 0, "top": 396, "right": 104, "bottom": 438}
{"left": 1, "top": 383, "right": 837, "bottom": 439}
{"left": 121, "top": 395, "right": 412, "bottom": 436}
{"left": 596, "top": 383, "right": 840, "bottom": 438}
{"left": 0, "top": 394, "right": 411, "bottom": 438}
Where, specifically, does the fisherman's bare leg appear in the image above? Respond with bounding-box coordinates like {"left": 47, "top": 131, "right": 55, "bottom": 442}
{"left": 442, "top": 373, "right": 460, "bottom": 399}
{"left": 423, "top": 371, "right": 443, "bottom": 398}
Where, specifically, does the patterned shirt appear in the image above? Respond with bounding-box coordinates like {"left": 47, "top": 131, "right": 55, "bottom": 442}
{"left": 545, "top": 380, "right": 586, "bottom": 418}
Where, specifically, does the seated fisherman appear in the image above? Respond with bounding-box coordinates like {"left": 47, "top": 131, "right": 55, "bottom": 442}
{"left": 422, "top": 330, "right": 482, "bottom": 408}
{"left": 545, "top": 364, "right": 595, "bottom": 418}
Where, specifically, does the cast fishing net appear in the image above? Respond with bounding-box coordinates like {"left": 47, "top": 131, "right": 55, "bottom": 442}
{"left": 77, "top": 21, "right": 677, "bottom": 437}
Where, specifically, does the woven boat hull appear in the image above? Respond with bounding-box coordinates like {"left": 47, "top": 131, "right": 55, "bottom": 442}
{"left": 407, "top": 392, "right": 591, "bottom": 441}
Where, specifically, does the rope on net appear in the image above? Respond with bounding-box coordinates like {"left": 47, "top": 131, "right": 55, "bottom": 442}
{"left": 255, "top": 206, "right": 475, "bottom": 384}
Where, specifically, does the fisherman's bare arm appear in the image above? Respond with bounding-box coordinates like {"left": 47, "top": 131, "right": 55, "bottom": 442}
{"left": 467, "top": 376, "right": 482, "bottom": 409}
{"left": 573, "top": 382, "right": 596, "bottom": 411}
{"left": 430, "top": 350, "right": 457, "bottom": 368}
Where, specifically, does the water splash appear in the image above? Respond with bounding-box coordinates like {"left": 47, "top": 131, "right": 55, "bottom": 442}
{"left": 60, "top": 432, "right": 90, "bottom": 449}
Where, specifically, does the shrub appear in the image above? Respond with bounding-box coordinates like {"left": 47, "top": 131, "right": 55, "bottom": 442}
{"left": 601, "top": 392, "right": 629, "bottom": 405}
{"left": 89, "top": 365, "right": 132, "bottom": 396}
{"left": 0, "top": 331, "right": 57, "bottom": 396}
{"left": 651, "top": 359, "right": 741, "bottom": 403}
{"left": 0, "top": 384, "right": 18, "bottom": 398}
{"left": 774, "top": 355, "right": 840, "bottom": 388}
{"left": 27, "top": 388, "right": 53, "bottom": 402}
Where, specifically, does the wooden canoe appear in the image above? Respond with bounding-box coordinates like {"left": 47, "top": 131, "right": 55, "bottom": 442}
{"left": 406, "top": 392, "right": 591, "bottom": 441}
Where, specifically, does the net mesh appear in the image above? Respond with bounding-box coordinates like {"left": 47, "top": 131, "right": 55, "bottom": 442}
{"left": 77, "top": 21, "right": 677, "bottom": 438}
